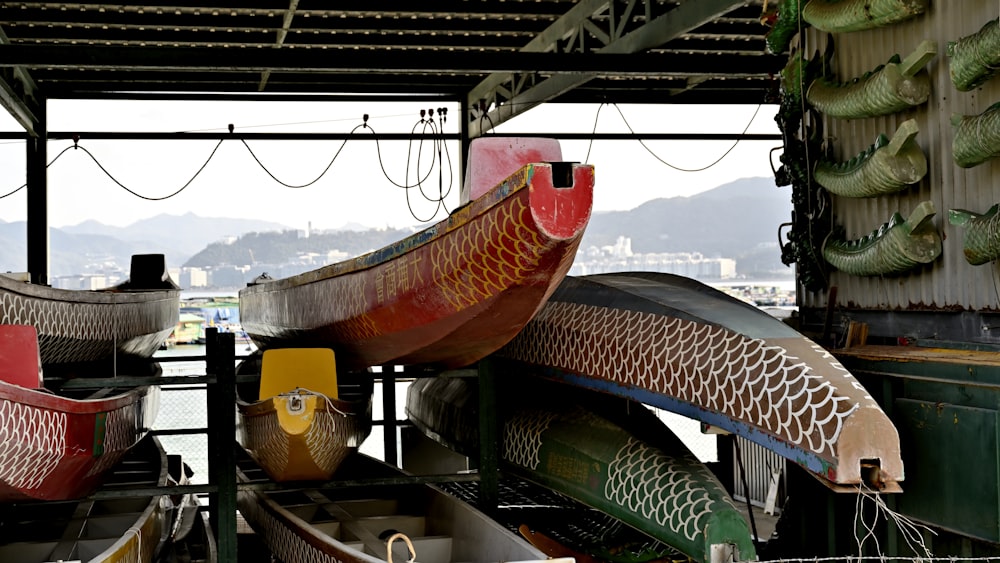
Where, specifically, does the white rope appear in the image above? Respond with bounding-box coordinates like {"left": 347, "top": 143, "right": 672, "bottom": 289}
{"left": 755, "top": 558, "right": 1000, "bottom": 563}
{"left": 284, "top": 387, "right": 352, "bottom": 417}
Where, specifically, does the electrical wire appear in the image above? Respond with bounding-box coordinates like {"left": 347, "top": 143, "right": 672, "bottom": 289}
{"left": 0, "top": 144, "right": 82, "bottom": 200}
{"left": 239, "top": 123, "right": 364, "bottom": 189}
{"left": 73, "top": 140, "right": 224, "bottom": 201}
{"left": 610, "top": 102, "right": 764, "bottom": 172}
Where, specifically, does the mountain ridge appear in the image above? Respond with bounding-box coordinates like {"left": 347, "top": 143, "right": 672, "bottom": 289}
{"left": 0, "top": 176, "right": 792, "bottom": 278}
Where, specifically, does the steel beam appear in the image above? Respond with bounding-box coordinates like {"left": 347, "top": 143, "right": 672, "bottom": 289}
{"left": 0, "top": 28, "right": 39, "bottom": 136}
{"left": 466, "top": 0, "right": 746, "bottom": 138}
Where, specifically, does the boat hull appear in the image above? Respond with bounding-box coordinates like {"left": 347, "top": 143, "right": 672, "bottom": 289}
{"left": 496, "top": 272, "right": 904, "bottom": 491}
{"left": 0, "top": 274, "right": 180, "bottom": 365}
{"left": 406, "top": 375, "right": 757, "bottom": 563}
{"left": 236, "top": 451, "right": 550, "bottom": 563}
{"left": 240, "top": 162, "right": 593, "bottom": 370}
{"left": 236, "top": 390, "right": 373, "bottom": 482}
{"left": 0, "top": 435, "right": 170, "bottom": 563}
{"left": 0, "top": 382, "right": 159, "bottom": 502}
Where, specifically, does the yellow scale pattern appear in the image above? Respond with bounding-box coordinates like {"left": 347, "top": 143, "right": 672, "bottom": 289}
{"left": 0, "top": 400, "right": 66, "bottom": 490}
{"left": 431, "top": 194, "right": 545, "bottom": 311}
{"left": 503, "top": 302, "right": 857, "bottom": 459}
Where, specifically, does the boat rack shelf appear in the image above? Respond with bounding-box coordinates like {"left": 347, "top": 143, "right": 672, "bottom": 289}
{"left": 43, "top": 327, "right": 501, "bottom": 563}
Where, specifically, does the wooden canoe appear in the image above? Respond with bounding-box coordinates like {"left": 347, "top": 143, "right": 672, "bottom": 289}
{"left": 236, "top": 450, "right": 562, "bottom": 563}
{"left": 405, "top": 374, "right": 758, "bottom": 563}
{"left": 495, "top": 272, "right": 904, "bottom": 492}
{"left": 0, "top": 253, "right": 180, "bottom": 366}
{"left": 239, "top": 157, "right": 594, "bottom": 371}
{"left": 0, "top": 434, "right": 171, "bottom": 562}
{"left": 235, "top": 348, "right": 373, "bottom": 482}
{"left": 0, "top": 324, "right": 159, "bottom": 502}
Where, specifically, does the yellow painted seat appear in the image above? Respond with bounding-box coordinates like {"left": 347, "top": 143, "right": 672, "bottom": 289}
{"left": 259, "top": 348, "right": 339, "bottom": 400}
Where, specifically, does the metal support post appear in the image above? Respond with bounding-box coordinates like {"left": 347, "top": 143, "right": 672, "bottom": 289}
{"left": 477, "top": 359, "right": 498, "bottom": 515}
{"left": 206, "top": 328, "right": 238, "bottom": 562}
{"left": 381, "top": 365, "right": 398, "bottom": 466}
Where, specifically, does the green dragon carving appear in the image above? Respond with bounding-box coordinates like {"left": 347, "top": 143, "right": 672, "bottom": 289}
{"left": 952, "top": 101, "right": 1000, "bottom": 168}
{"left": 802, "top": 0, "right": 928, "bottom": 33}
{"left": 814, "top": 119, "right": 926, "bottom": 198}
{"left": 949, "top": 204, "right": 1000, "bottom": 265}
{"left": 823, "top": 201, "right": 941, "bottom": 276}
{"left": 948, "top": 19, "right": 1000, "bottom": 92}
{"left": 806, "top": 40, "right": 936, "bottom": 119}
{"left": 764, "top": 0, "right": 805, "bottom": 54}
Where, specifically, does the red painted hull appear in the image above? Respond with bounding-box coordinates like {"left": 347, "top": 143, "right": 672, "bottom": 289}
{"left": 240, "top": 162, "right": 594, "bottom": 370}
{"left": 0, "top": 381, "right": 159, "bottom": 502}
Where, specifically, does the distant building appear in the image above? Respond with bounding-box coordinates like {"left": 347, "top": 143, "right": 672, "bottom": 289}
{"left": 571, "top": 237, "right": 737, "bottom": 279}
{"left": 179, "top": 267, "right": 209, "bottom": 289}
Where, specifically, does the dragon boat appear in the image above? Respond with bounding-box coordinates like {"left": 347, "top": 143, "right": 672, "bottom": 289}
{"left": 235, "top": 347, "right": 373, "bottom": 482}
{"left": 0, "top": 253, "right": 180, "bottom": 367}
{"left": 0, "top": 324, "right": 159, "bottom": 503}
{"left": 824, "top": 201, "right": 942, "bottom": 276}
{"left": 0, "top": 434, "right": 171, "bottom": 562}
{"left": 495, "top": 272, "right": 904, "bottom": 492}
{"left": 406, "top": 374, "right": 758, "bottom": 563}
{"left": 236, "top": 448, "right": 560, "bottom": 563}
{"left": 240, "top": 137, "right": 593, "bottom": 371}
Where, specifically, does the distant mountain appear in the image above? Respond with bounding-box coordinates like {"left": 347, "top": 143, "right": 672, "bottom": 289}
{"left": 63, "top": 212, "right": 289, "bottom": 257}
{"left": 579, "top": 176, "right": 793, "bottom": 275}
{"left": 0, "top": 213, "right": 291, "bottom": 276}
{"left": 0, "top": 177, "right": 795, "bottom": 278}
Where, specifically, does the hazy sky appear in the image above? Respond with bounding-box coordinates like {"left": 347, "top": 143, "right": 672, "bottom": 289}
{"left": 0, "top": 99, "right": 780, "bottom": 230}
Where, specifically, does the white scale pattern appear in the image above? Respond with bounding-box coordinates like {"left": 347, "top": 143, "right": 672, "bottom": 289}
{"left": 606, "top": 437, "right": 732, "bottom": 542}
{"left": 502, "top": 302, "right": 858, "bottom": 459}
{"left": 0, "top": 399, "right": 66, "bottom": 490}
{"left": 304, "top": 407, "right": 364, "bottom": 473}
{"left": 245, "top": 413, "right": 290, "bottom": 475}
{"left": 0, "top": 290, "right": 173, "bottom": 363}
{"left": 503, "top": 410, "right": 557, "bottom": 470}
{"left": 240, "top": 491, "right": 345, "bottom": 563}
{"left": 85, "top": 401, "right": 142, "bottom": 478}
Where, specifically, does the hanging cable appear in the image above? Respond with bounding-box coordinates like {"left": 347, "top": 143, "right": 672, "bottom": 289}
{"left": 239, "top": 122, "right": 365, "bottom": 189}
{"left": 584, "top": 103, "right": 606, "bottom": 165}
{"left": 74, "top": 139, "right": 224, "bottom": 201}
{"left": 0, "top": 144, "right": 76, "bottom": 200}
{"left": 610, "top": 102, "right": 764, "bottom": 172}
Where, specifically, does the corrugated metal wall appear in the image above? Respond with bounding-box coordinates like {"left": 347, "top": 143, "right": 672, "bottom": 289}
{"left": 799, "top": 3, "right": 1000, "bottom": 311}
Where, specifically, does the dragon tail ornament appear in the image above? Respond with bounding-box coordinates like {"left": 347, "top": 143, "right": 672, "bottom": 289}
{"left": 952, "top": 102, "right": 1000, "bottom": 168}
{"left": 806, "top": 40, "right": 936, "bottom": 119}
{"left": 823, "top": 201, "right": 941, "bottom": 276}
{"left": 802, "top": 0, "right": 928, "bottom": 33}
{"left": 948, "top": 19, "right": 1000, "bottom": 92}
{"left": 814, "top": 119, "right": 927, "bottom": 198}
{"left": 949, "top": 204, "right": 1000, "bottom": 265}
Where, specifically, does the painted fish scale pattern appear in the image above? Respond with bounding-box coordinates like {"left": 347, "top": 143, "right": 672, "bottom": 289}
{"left": 238, "top": 493, "right": 343, "bottom": 563}
{"left": 84, "top": 396, "right": 151, "bottom": 478}
{"left": 0, "top": 291, "right": 173, "bottom": 363}
{"left": 504, "top": 409, "right": 557, "bottom": 470}
{"left": 606, "top": 437, "right": 729, "bottom": 542}
{"left": 0, "top": 400, "right": 65, "bottom": 490}
{"left": 501, "top": 302, "right": 857, "bottom": 459}
{"left": 304, "top": 407, "right": 368, "bottom": 474}
{"left": 244, "top": 412, "right": 290, "bottom": 475}
{"left": 432, "top": 195, "right": 545, "bottom": 311}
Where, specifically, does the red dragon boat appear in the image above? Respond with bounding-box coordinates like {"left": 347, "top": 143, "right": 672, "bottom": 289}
{"left": 240, "top": 138, "right": 594, "bottom": 370}
{"left": 0, "top": 324, "right": 159, "bottom": 502}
